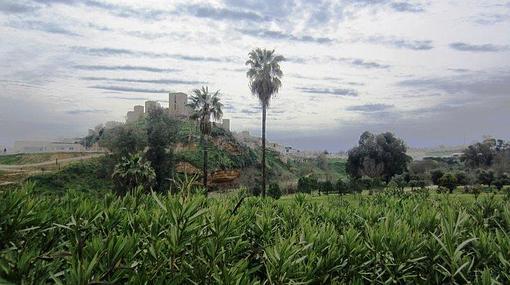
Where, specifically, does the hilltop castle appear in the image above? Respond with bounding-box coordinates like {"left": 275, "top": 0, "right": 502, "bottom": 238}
{"left": 126, "top": 92, "right": 230, "bottom": 131}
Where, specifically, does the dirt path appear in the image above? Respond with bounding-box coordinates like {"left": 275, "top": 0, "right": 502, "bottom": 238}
{"left": 0, "top": 153, "right": 104, "bottom": 171}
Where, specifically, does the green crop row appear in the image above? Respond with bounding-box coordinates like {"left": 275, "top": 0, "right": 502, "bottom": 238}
{"left": 1, "top": 184, "right": 510, "bottom": 284}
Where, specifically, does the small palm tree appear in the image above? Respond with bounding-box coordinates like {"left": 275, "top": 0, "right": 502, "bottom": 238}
{"left": 246, "top": 48, "right": 284, "bottom": 197}
{"left": 112, "top": 153, "right": 156, "bottom": 194}
{"left": 187, "top": 86, "right": 223, "bottom": 191}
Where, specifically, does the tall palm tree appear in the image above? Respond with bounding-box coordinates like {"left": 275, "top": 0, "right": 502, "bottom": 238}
{"left": 187, "top": 86, "right": 223, "bottom": 191}
{"left": 246, "top": 48, "right": 284, "bottom": 197}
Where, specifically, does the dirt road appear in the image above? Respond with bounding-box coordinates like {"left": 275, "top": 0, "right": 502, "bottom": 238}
{"left": 0, "top": 153, "right": 104, "bottom": 172}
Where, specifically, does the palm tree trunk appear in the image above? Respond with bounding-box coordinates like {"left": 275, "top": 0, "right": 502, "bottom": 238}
{"left": 262, "top": 105, "right": 267, "bottom": 197}
{"left": 202, "top": 134, "right": 208, "bottom": 193}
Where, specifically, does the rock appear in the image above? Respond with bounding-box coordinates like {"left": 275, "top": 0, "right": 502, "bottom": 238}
{"left": 210, "top": 170, "right": 240, "bottom": 183}
{"left": 175, "top": 162, "right": 201, "bottom": 174}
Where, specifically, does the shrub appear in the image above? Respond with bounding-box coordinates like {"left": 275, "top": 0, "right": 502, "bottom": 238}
{"left": 455, "top": 171, "right": 470, "bottom": 186}
{"left": 439, "top": 173, "right": 457, "bottom": 194}
{"left": 360, "top": 176, "right": 374, "bottom": 190}
{"left": 478, "top": 169, "right": 495, "bottom": 186}
{"left": 494, "top": 173, "right": 509, "bottom": 191}
{"left": 385, "top": 180, "right": 404, "bottom": 196}
{"left": 1, "top": 183, "right": 510, "bottom": 283}
{"left": 335, "top": 179, "right": 348, "bottom": 195}
{"left": 431, "top": 169, "right": 444, "bottom": 185}
{"left": 268, "top": 183, "right": 282, "bottom": 199}
{"left": 317, "top": 180, "right": 334, "bottom": 195}
{"left": 297, "top": 176, "right": 318, "bottom": 194}
{"left": 409, "top": 179, "right": 426, "bottom": 190}
{"left": 112, "top": 153, "right": 155, "bottom": 194}
{"left": 348, "top": 178, "right": 363, "bottom": 194}
{"left": 391, "top": 174, "right": 407, "bottom": 192}
{"left": 252, "top": 184, "right": 261, "bottom": 196}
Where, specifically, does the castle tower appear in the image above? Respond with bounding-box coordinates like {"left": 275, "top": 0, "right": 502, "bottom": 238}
{"left": 169, "top": 92, "right": 188, "bottom": 117}
{"left": 221, "top": 119, "right": 230, "bottom": 131}
{"left": 145, "top": 100, "right": 160, "bottom": 114}
{"left": 127, "top": 105, "right": 144, "bottom": 123}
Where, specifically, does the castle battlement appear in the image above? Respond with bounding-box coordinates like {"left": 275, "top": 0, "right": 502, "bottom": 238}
{"left": 125, "top": 92, "right": 230, "bottom": 131}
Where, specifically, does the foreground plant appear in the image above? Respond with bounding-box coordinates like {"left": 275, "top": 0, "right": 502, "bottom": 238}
{"left": 1, "top": 183, "right": 509, "bottom": 284}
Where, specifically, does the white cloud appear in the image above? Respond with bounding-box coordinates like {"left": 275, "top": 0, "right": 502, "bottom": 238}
{"left": 0, "top": 0, "right": 509, "bottom": 150}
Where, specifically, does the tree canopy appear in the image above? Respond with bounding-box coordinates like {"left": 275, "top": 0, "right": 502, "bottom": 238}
{"left": 346, "top": 131, "right": 411, "bottom": 182}
{"left": 462, "top": 138, "right": 509, "bottom": 169}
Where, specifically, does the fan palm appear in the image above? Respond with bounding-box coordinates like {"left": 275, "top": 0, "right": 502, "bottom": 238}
{"left": 246, "top": 48, "right": 284, "bottom": 197}
{"left": 112, "top": 153, "right": 156, "bottom": 194}
{"left": 187, "top": 86, "right": 223, "bottom": 190}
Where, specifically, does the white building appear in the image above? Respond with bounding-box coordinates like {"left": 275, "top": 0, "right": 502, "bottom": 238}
{"left": 14, "top": 140, "right": 85, "bottom": 153}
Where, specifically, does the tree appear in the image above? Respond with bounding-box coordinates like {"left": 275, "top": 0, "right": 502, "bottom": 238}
{"left": 461, "top": 142, "right": 495, "bottom": 168}
{"left": 494, "top": 173, "right": 510, "bottom": 191}
{"left": 336, "top": 179, "right": 348, "bottom": 195}
{"left": 348, "top": 178, "right": 363, "bottom": 194}
{"left": 346, "top": 131, "right": 411, "bottom": 182}
{"left": 318, "top": 180, "right": 334, "bottom": 195}
{"left": 187, "top": 86, "right": 223, "bottom": 191}
{"left": 391, "top": 174, "right": 407, "bottom": 192}
{"left": 439, "top": 173, "right": 457, "bottom": 194}
{"left": 268, "top": 183, "right": 282, "bottom": 199}
{"left": 430, "top": 169, "right": 444, "bottom": 185}
{"left": 493, "top": 148, "right": 510, "bottom": 175}
{"left": 246, "top": 48, "right": 284, "bottom": 197}
{"left": 81, "top": 124, "right": 104, "bottom": 149}
{"left": 360, "top": 176, "right": 374, "bottom": 191}
{"left": 297, "top": 177, "right": 310, "bottom": 193}
{"left": 360, "top": 157, "right": 384, "bottom": 178}
{"left": 100, "top": 124, "right": 146, "bottom": 159}
{"left": 112, "top": 153, "right": 155, "bottom": 195}
{"left": 297, "top": 176, "right": 317, "bottom": 193}
{"left": 145, "top": 107, "right": 177, "bottom": 192}
{"left": 317, "top": 152, "right": 329, "bottom": 171}
{"left": 461, "top": 138, "right": 509, "bottom": 169}
{"left": 478, "top": 169, "right": 495, "bottom": 186}
{"left": 454, "top": 171, "right": 470, "bottom": 186}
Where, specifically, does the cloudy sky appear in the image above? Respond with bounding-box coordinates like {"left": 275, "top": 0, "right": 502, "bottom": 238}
{"left": 1, "top": 0, "right": 509, "bottom": 151}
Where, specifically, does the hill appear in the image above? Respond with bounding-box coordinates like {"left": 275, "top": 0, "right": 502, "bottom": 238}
{"left": 18, "top": 118, "right": 347, "bottom": 194}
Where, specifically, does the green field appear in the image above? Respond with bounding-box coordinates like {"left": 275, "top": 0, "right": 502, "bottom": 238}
{"left": 25, "top": 158, "right": 112, "bottom": 195}
{"left": 1, "top": 183, "right": 509, "bottom": 284}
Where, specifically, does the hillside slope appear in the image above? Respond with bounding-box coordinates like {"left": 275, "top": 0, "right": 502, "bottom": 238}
{"left": 20, "top": 119, "right": 346, "bottom": 194}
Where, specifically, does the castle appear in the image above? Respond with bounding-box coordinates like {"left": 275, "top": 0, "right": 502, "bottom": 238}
{"left": 126, "top": 92, "right": 230, "bottom": 131}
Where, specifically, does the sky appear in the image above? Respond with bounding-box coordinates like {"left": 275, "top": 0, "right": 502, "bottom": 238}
{"left": 1, "top": 0, "right": 509, "bottom": 151}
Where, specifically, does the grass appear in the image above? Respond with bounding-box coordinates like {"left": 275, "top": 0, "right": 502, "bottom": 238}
{"left": 27, "top": 158, "right": 112, "bottom": 196}
{"left": 327, "top": 157, "right": 347, "bottom": 177}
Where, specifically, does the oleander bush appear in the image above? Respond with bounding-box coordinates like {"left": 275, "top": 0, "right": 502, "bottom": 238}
{"left": 1, "top": 183, "right": 510, "bottom": 284}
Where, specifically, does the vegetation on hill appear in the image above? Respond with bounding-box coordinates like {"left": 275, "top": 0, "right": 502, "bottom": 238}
{"left": 1, "top": 183, "right": 510, "bottom": 284}
{"left": 187, "top": 86, "right": 224, "bottom": 189}
{"left": 76, "top": 109, "right": 268, "bottom": 193}
{"left": 27, "top": 158, "right": 112, "bottom": 196}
